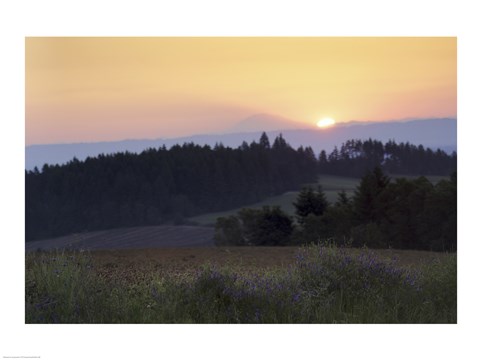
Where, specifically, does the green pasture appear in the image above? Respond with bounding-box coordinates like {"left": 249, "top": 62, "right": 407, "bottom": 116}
{"left": 189, "top": 175, "right": 358, "bottom": 225}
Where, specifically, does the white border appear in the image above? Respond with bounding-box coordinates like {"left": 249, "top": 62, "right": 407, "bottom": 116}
{"left": 1, "top": 1, "right": 479, "bottom": 359}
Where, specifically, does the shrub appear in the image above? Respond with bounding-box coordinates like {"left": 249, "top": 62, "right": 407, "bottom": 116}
{"left": 350, "top": 223, "right": 386, "bottom": 248}
{"left": 214, "top": 206, "right": 294, "bottom": 246}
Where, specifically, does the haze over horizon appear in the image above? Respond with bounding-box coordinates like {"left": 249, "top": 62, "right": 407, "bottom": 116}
{"left": 25, "top": 118, "right": 457, "bottom": 171}
{"left": 26, "top": 37, "right": 456, "bottom": 146}
{"left": 26, "top": 114, "right": 456, "bottom": 146}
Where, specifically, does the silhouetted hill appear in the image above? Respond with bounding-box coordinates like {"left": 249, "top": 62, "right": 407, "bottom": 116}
{"left": 26, "top": 118, "right": 456, "bottom": 170}
{"left": 227, "top": 113, "right": 311, "bottom": 133}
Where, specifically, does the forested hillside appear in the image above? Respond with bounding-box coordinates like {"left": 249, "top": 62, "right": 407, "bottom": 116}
{"left": 25, "top": 133, "right": 317, "bottom": 241}
{"left": 25, "top": 133, "right": 457, "bottom": 242}
{"left": 319, "top": 139, "right": 456, "bottom": 177}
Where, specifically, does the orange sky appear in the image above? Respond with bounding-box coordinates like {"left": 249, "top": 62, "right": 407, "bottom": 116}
{"left": 25, "top": 37, "right": 456, "bottom": 145}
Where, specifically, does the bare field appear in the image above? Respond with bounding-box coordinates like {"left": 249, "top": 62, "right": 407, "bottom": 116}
{"left": 25, "top": 225, "right": 215, "bottom": 252}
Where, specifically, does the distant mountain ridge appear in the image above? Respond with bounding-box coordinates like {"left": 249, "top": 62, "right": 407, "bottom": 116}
{"left": 25, "top": 118, "right": 457, "bottom": 170}
{"left": 227, "top": 113, "right": 312, "bottom": 133}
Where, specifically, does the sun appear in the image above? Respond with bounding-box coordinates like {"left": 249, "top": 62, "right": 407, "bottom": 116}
{"left": 316, "top": 117, "right": 336, "bottom": 128}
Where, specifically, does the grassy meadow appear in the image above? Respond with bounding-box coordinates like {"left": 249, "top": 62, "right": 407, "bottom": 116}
{"left": 25, "top": 245, "right": 456, "bottom": 324}
{"left": 189, "top": 175, "right": 360, "bottom": 225}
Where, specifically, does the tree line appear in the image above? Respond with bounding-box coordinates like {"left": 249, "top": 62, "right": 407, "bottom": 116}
{"left": 215, "top": 167, "right": 457, "bottom": 252}
{"left": 25, "top": 133, "right": 318, "bottom": 241}
{"left": 26, "top": 133, "right": 456, "bottom": 245}
{"left": 318, "top": 139, "right": 456, "bottom": 177}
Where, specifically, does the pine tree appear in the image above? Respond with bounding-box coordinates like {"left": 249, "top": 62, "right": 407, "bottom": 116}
{"left": 293, "top": 186, "right": 329, "bottom": 225}
{"left": 259, "top": 132, "right": 271, "bottom": 149}
{"left": 335, "top": 189, "right": 351, "bottom": 207}
{"left": 352, "top": 166, "right": 390, "bottom": 224}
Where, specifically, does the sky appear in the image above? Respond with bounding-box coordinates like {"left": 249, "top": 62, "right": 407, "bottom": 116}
{"left": 25, "top": 37, "right": 456, "bottom": 145}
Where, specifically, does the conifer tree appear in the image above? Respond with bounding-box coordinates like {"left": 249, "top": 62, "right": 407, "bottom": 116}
{"left": 293, "top": 186, "right": 329, "bottom": 225}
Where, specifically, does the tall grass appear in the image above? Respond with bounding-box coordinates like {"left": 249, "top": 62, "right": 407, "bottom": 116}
{"left": 25, "top": 246, "right": 456, "bottom": 323}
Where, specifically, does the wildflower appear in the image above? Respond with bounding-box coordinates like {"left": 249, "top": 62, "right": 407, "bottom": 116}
{"left": 151, "top": 286, "right": 160, "bottom": 301}
{"left": 52, "top": 312, "right": 60, "bottom": 323}
{"left": 254, "top": 308, "right": 261, "bottom": 322}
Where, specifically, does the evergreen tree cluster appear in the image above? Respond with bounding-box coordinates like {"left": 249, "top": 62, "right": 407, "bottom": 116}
{"left": 216, "top": 168, "right": 456, "bottom": 251}
{"left": 292, "top": 186, "right": 329, "bottom": 224}
{"left": 295, "top": 168, "right": 457, "bottom": 251}
{"left": 319, "top": 139, "right": 457, "bottom": 177}
{"left": 25, "top": 133, "right": 318, "bottom": 241}
{"left": 214, "top": 206, "right": 293, "bottom": 246}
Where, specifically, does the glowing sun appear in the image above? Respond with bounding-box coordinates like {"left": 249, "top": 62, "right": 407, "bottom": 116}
{"left": 316, "top": 117, "right": 336, "bottom": 128}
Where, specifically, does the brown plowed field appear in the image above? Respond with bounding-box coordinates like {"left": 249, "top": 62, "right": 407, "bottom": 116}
{"left": 25, "top": 225, "right": 215, "bottom": 252}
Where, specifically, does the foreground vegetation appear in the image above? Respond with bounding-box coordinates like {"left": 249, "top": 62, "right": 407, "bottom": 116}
{"left": 26, "top": 245, "right": 456, "bottom": 323}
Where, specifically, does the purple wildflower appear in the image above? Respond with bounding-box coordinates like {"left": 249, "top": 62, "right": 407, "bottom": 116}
{"left": 254, "top": 308, "right": 261, "bottom": 322}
